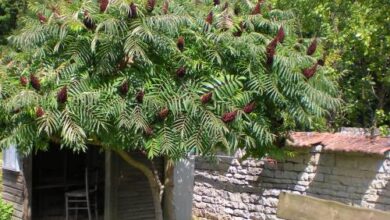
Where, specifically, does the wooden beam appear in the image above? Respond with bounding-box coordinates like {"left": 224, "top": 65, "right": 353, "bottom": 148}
{"left": 104, "top": 150, "right": 118, "bottom": 220}
{"left": 22, "top": 156, "right": 32, "bottom": 220}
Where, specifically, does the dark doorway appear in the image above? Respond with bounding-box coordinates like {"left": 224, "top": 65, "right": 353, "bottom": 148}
{"left": 32, "top": 143, "right": 105, "bottom": 220}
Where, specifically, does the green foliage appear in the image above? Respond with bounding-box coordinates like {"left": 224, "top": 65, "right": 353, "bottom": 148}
{"left": 0, "top": 198, "right": 13, "bottom": 220}
{"left": 376, "top": 110, "right": 390, "bottom": 136}
{"left": 272, "top": 0, "right": 390, "bottom": 130}
{"left": 0, "top": 0, "right": 27, "bottom": 44}
{"left": 0, "top": 0, "right": 340, "bottom": 159}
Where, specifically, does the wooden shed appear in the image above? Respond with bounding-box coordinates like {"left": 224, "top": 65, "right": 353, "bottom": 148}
{"left": 1, "top": 143, "right": 163, "bottom": 220}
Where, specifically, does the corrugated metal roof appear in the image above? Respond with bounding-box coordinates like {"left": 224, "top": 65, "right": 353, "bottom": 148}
{"left": 289, "top": 132, "right": 390, "bottom": 155}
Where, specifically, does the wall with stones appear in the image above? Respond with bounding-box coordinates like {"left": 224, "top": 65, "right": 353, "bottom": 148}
{"left": 192, "top": 147, "right": 390, "bottom": 220}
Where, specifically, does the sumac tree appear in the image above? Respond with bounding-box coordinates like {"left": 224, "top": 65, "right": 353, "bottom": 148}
{"left": 0, "top": 0, "right": 340, "bottom": 219}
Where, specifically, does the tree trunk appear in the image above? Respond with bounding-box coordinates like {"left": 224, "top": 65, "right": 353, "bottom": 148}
{"left": 115, "top": 149, "right": 164, "bottom": 220}
{"left": 163, "top": 158, "right": 176, "bottom": 220}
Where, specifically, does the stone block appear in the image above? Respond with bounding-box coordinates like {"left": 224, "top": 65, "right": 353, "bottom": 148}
{"left": 285, "top": 156, "right": 303, "bottom": 164}
{"left": 248, "top": 167, "right": 263, "bottom": 175}
{"left": 233, "top": 209, "right": 246, "bottom": 217}
{"left": 309, "top": 153, "right": 321, "bottom": 166}
{"left": 274, "top": 170, "right": 299, "bottom": 180}
{"left": 363, "top": 194, "right": 380, "bottom": 202}
{"left": 238, "top": 169, "right": 248, "bottom": 175}
{"left": 249, "top": 194, "right": 261, "bottom": 203}
{"left": 298, "top": 172, "right": 317, "bottom": 181}
{"left": 293, "top": 185, "right": 306, "bottom": 192}
{"left": 332, "top": 168, "right": 376, "bottom": 178}
{"left": 249, "top": 212, "right": 266, "bottom": 220}
{"left": 238, "top": 202, "right": 248, "bottom": 210}
{"left": 263, "top": 189, "right": 281, "bottom": 197}
{"left": 264, "top": 206, "right": 276, "bottom": 214}
{"left": 335, "top": 154, "right": 358, "bottom": 169}
{"left": 319, "top": 153, "right": 336, "bottom": 167}
{"left": 228, "top": 166, "right": 237, "bottom": 174}
{"left": 234, "top": 173, "right": 245, "bottom": 179}
{"left": 262, "top": 197, "right": 279, "bottom": 207}
{"left": 261, "top": 169, "right": 275, "bottom": 178}
{"left": 375, "top": 173, "right": 390, "bottom": 181}
{"left": 231, "top": 159, "right": 241, "bottom": 166}
{"left": 357, "top": 157, "right": 382, "bottom": 171}
{"left": 360, "top": 200, "right": 376, "bottom": 209}
{"left": 193, "top": 194, "right": 202, "bottom": 202}
{"left": 195, "top": 202, "right": 207, "bottom": 209}
{"left": 296, "top": 181, "right": 310, "bottom": 186}
{"left": 225, "top": 208, "right": 234, "bottom": 214}
{"left": 229, "top": 193, "right": 242, "bottom": 202}
{"left": 371, "top": 180, "right": 388, "bottom": 189}
{"left": 303, "top": 165, "right": 317, "bottom": 173}
{"left": 245, "top": 175, "right": 258, "bottom": 181}
{"left": 265, "top": 214, "right": 280, "bottom": 220}
{"left": 316, "top": 166, "right": 332, "bottom": 174}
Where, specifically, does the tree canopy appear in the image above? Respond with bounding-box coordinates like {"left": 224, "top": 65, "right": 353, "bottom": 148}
{"left": 0, "top": 1, "right": 342, "bottom": 219}
{"left": 273, "top": 0, "right": 390, "bottom": 133}
{"left": 0, "top": 0, "right": 340, "bottom": 159}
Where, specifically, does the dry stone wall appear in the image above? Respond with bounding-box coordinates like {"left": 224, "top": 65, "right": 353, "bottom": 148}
{"left": 192, "top": 147, "right": 390, "bottom": 220}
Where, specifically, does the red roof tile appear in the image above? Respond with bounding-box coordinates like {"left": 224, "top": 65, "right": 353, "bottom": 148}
{"left": 288, "top": 132, "right": 390, "bottom": 155}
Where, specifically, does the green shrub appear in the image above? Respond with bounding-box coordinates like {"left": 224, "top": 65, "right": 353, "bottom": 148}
{"left": 0, "top": 198, "right": 13, "bottom": 220}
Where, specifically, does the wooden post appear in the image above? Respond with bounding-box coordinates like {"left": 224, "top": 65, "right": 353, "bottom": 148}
{"left": 22, "top": 156, "right": 32, "bottom": 220}
{"left": 104, "top": 150, "right": 117, "bottom": 220}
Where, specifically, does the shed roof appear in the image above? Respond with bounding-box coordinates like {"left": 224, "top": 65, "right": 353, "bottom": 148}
{"left": 289, "top": 131, "right": 390, "bottom": 156}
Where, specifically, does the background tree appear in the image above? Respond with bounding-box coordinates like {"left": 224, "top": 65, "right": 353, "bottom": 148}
{"left": 0, "top": 0, "right": 340, "bottom": 219}
{"left": 0, "top": 0, "right": 27, "bottom": 44}
{"left": 272, "top": 0, "right": 390, "bottom": 134}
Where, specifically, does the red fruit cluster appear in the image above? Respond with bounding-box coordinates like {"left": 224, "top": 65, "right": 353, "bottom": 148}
{"left": 276, "top": 26, "right": 285, "bottom": 43}
{"left": 57, "top": 86, "right": 68, "bottom": 104}
{"left": 302, "top": 63, "right": 318, "bottom": 79}
{"left": 200, "top": 92, "right": 212, "bottom": 104}
{"left": 36, "top": 107, "right": 45, "bottom": 118}
{"left": 146, "top": 0, "right": 156, "bottom": 12}
{"left": 307, "top": 38, "right": 317, "bottom": 55}
{"left": 12, "top": 108, "right": 21, "bottom": 114}
{"left": 118, "top": 58, "right": 127, "bottom": 70}
{"left": 243, "top": 102, "right": 256, "bottom": 114}
{"left": 136, "top": 90, "right": 144, "bottom": 103}
{"left": 119, "top": 80, "right": 129, "bottom": 95}
{"left": 162, "top": 1, "right": 169, "bottom": 14}
{"left": 205, "top": 12, "right": 213, "bottom": 24}
{"left": 222, "top": 111, "right": 237, "bottom": 123}
{"left": 176, "top": 66, "right": 186, "bottom": 78}
{"left": 251, "top": 2, "right": 261, "bottom": 15}
{"left": 83, "top": 11, "right": 95, "bottom": 30}
{"left": 317, "top": 59, "right": 325, "bottom": 66}
{"left": 38, "top": 13, "right": 46, "bottom": 24}
{"left": 145, "top": 126, "right": 153, "bottom": 136}
{"left": 20, "top": 76, "right": 28, "bottom": 86}
{"left": 177, "top": 36, "right": 185, "bottom": 52}
{"left": 213, "top": 0, "right": 220, "bottom": 6}
{"left": 159, "top": 107, "right": 169, "bottom": 119}
{"left": 266, "top": 26, "right": 285, "bottom": 65}
{"left": 266, "top": 38, "right": 277, "bottom": 65}
{"left": 30, "top": 74, "right": 41, "bottom": 91}
{"left": 233, "top": 22, "right": 245, "bottom": 37}
{"left": 100, "top": 0, "right": 109, "bottom": 12}
{"left": 129, "top": 3, "right": 137, "bottom": 18}
{"left": 223, "top": 2, "right": 229, "bottom": 10}
{"left": 234, "top": 6, "right": 240, "bottom": 15}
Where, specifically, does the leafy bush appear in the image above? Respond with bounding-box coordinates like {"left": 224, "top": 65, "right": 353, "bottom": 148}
{"left": 0, "top": 198, "right": 13, "bottom": 220}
